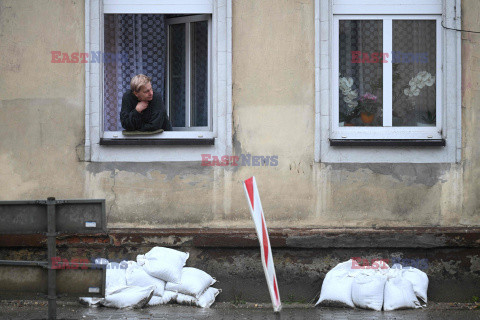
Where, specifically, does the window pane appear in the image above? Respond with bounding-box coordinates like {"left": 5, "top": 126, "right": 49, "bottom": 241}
{"left": 392, "top": 20, "right": 436, "bottom": 127}
{"left": 191, "top": 20, "right": 209, "bottom": 127}
{"left": 339, "top": 20, "right": 383, "bottom": 127}
{"left": 169, "top": 24, "right": 186, "bottom": 127}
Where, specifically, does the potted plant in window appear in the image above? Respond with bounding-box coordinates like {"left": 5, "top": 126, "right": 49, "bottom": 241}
{"left": 402, "top": 71, "right": 436, "bottom": 126}
{"left": 358, "top": 92, "right": 379, "bottom": 124}
{"left": 339, "top": 77, "right": 359, "bottom": 126}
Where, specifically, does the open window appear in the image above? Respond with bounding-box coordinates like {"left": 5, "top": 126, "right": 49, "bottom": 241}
{"left": 85, "top": 0, "right": 232, "bottom": 162}
{"left": 102, "top": 13, "right": 211, "bottom": 136}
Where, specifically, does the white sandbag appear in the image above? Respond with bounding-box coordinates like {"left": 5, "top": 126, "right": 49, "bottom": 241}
{"left": 126, "top": 262, "right": 165, "bottom": 297}
{"left": 197, "top": 287, "right": 221, "bottom": 308}
{"left": 147, "top": 290, "right": 178, "bottom": 306}
{"left": 137, "top": 254, "right": 146, "bottom": 266}
{"left": 176, "top": 293, "right": 197, "bottom": 306}
{"left": 176, "top": 288, "right": 221, "bottom": 308}
{"left": 402, "top": 267, "right": 429, "bottom": 304}
{"left": 106, "top": 261, "right": 129, "bottom": 294}
{"left": 101, "top": 285, "right": 154, "bottom": 309}
{"left": 351, "top": 273, "right": 387, "bottom": 311}
{"left": 383, "top": 276, "right": 421, "bottom": 311}
{"left": 143, "top": 247, "right": 189, "bottom": 284}
{"left": 165, "top": 267, "right": 216, "bottom": 298}
{"left": 79, "top": 297, "right": 104, "bottom": 307}
{"left": 316, "top": 260, "right": 357, "bottom": 308}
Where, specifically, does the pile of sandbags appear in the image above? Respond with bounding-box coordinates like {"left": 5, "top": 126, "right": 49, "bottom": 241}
{"left": 316, "top": 259, "right": 428, "bottom": 311}
{"left": 80, "top": 247, "right": 220, "bottom": 309}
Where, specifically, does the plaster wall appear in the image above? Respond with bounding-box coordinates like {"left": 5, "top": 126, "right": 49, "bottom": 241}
{"left": 0, "top": 0, "right": 478, "bottom": 228}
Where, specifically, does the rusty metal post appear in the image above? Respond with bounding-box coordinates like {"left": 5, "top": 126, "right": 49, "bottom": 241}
{"left": 46, "top": 197, "right": 57, "bottom": 320}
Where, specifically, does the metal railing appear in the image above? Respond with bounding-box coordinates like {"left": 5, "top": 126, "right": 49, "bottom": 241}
{"left": 0, "top": 197, "right": 107, "bottom": 319}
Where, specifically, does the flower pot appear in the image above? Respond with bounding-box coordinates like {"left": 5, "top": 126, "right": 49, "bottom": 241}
{"left": 360, "top": 112, "right": 374, "bottom": 124}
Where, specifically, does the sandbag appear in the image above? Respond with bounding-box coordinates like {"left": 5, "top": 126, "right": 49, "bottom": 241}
{"left": 165, "top": 267, "right": 216, "bottom": 298}
{"left": 126, "top": 262, "right": 165, "bottom": 297}
{"left": 176, "top": 293, "right": 197, "bottom": 306}
{"left": 176, "top": 288, "right": 221, "bottom": 308}
{"left": 142, "top": 247, "right": 189, "bottom": 284}
{"left": 79, "top": 297, "right": 104, "bottom": 307}
{"left": 105, "top": 261, "right": 129, "bottom": 294}
{"left": 101, "top": 285, "right": 154, "bottom": 309}
{"left": 402, "top": 267, "right": 429, "bottom": 304}
{"left": 316, "top": 260, "right": 357, "bottom": 308}
{"left": 351, "top": 272, "right": 386, "bottom": 311}
{"left": 147, "top": 290, "right": 178, "bottom": 306}
{"left": 137, "top": 254, "right": 146, "bottom": 266}
{"left": 383, "top": 275, "right": 421, "bottom": 311}
{"left": 198, "top": 287, "right": 221, "bottom": 308}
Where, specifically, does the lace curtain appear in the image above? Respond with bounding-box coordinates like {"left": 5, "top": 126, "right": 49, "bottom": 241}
{"left": 339, "top": 20, "right": 436, "bottom": 127}
{"left": 103, "top": 14, "right": 167, "bottom": 131}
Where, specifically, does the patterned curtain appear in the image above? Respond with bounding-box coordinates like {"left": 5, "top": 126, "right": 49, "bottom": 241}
{"left": 339, "top": 20, "right": 384, "bottom": 126}
{"left": 392, "top": 20, "right": 436, "bottom": 126}
{"left": 104, "top": 14, "right": 167, "bottom": 131}
{"left": 339, "top": 19, "right": 436, "bottom": 127}
{"left": 191, "top": 20, "right": 209, "bottom": 127}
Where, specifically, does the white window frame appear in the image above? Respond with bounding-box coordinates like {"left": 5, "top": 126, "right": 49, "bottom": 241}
{"left": 166, "top": 14, "right": 212, "bottom": 131}
{"left": 84, "top": 0, "right": 232, "bottom": 162}
{"left": 332, "top": 15, "right": 443, "bottom": 140}
{"left": 315, "top": 0, "right": 462, "bottom": 163}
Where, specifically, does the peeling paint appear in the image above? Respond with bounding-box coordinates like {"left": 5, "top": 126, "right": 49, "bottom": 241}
{"left": 325, "top": 163, "right": 451, "bottom": 187}
{"left": 86, "top": 162, "right": 213, "bottom": 181}
{"left": 468, "top": 255, "right": 480, "bottom": 273}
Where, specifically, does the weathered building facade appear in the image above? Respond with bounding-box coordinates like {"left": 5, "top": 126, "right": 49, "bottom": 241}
{"left": 0, "top": 0, "right": 479, "bottom": 302}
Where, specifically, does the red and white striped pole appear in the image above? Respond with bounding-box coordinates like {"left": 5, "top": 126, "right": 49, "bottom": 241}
{"left": 243, "top": 176, "right": 282, "bottom": 312}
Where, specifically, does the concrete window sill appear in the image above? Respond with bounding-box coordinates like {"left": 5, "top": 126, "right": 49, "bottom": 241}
{"left": 99, "top": 138, "right": 215, "bottom": 146}
{"left": 329, "top": 139, "right": 446, "bottom": 147}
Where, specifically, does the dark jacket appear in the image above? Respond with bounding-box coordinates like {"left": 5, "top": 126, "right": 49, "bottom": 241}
{"left": 120, "top": 91, "right": 172, "bottom": 131}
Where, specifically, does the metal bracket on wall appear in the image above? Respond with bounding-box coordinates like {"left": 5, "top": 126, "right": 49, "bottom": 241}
{"left": 0, "top": 197, "right": 107, "bottom": 320}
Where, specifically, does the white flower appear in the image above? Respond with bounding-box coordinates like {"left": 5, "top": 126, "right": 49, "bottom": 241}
{"left": 339, "top": 77, "right": 355, "bottom": 96}
{"left": 416, "top": 71, "right": 429, "bottom": 81}
{"left": 425, "top": 76, "right": 435, "bottom": 86}
{"left": 404, "top": 71, "right": 435, "bottom": 98}
{"left": 347, "top": 100, "right": 358, "bottom": 108}
{"left": 346, "top": 90, "right": 358, "bottom": 100}
{"left": 345, "top": 77, "right": 353, "bottom": 87}
{"left": 339, "top": 76, "right": 358, "bottom": 107}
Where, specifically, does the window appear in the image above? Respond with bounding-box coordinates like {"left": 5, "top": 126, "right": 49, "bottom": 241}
{"left": 85, "top": 0, "right": 232, "bottom": 162}
{"left": 315, "top": 0, "right": 461, "bottom": 163}
{"left": 167, "top": 15, "right": 211, "bottom": 131}
{"left": 334, "top": 17, "right": 441, "bottom": 139}
{"left": 103, "top": 13, "right": 211, "bottom": 134}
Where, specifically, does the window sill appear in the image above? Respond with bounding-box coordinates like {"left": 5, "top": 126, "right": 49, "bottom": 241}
{"left": 329, "top": 139, "right": 446, "bottom": 147}
{"left": 100, "top": 138, "right": 215, "bottom": 146}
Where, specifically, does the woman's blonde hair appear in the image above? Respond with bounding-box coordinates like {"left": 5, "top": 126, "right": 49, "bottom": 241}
{"left": 130, "top": 74, "right": 152, "bottom": 92}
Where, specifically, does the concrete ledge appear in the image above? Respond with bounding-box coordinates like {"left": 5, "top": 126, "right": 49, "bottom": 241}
{"left": 2, "top": 227, "right": 479, "bottom": 248}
